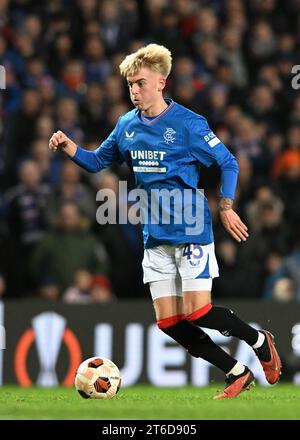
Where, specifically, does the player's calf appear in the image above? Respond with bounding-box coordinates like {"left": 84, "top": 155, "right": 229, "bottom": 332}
{"left": 187, "top": 304, "right": 259, "bottom": 345}
{"left": 158, "top": 315, "right": 240, "bottom": 374}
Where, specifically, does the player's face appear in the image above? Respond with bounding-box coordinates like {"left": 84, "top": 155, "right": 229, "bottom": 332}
{"left": 127, "top": 67, "right": 166, "bottom": 112}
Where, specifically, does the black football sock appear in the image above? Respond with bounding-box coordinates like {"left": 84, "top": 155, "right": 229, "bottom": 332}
{"left": 188, "top": 305, "right": 259, "bottom": 346}
{"left": 254, "top": 335, "right": 271, "bottom": 362}
{"left": 158, "top": 317, "right": 237, "bottom": 373}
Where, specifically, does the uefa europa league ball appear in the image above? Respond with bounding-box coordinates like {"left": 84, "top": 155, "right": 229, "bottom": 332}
{"left": 75, "top": 357, "right": 121, "bottom": 399}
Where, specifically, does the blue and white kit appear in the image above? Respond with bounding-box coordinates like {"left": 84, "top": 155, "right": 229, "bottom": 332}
{"left": 71, "top": 99, "right": 239, "bottom": 297}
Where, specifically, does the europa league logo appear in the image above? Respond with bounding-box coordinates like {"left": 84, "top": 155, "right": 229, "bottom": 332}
{"left": 15, "top": 311, "right": 82, "bottom": 387}
{"left": 33, "top": 312, "right": 67, "bottom": 386}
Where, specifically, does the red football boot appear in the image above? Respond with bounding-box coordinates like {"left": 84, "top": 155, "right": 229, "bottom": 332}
{"left": 213, "top": 367, "right": 255, "bottom": 399}
{"left": 255, "top": 331, "right": 282, "bottom": 385}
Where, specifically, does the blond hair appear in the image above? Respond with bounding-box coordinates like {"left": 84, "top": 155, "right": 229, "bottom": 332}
{"left": 119, "top": 44, "right": 172, "bottom": 78}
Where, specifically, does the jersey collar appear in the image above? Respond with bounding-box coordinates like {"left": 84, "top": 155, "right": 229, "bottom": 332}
{"left": 140, "top": 99, "right": 175, "bottom": 124}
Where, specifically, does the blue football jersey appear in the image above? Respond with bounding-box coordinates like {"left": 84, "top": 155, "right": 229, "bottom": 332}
{"left": 71, "top": 99, "right": 239, "bottom": 248}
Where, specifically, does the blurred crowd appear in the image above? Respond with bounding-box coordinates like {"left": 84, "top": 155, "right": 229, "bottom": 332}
{"left": 0, "top": 0, "right": 300, "bottom": 302}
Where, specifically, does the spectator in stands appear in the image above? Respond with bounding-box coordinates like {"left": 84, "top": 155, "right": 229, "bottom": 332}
{"left": 5, "top": 160, "right": 50, "bottom": 295}
{"left": 84, "top": 37, "right": 111, "bottom": 83}
{"left": 98, "top": 0, "right": 138, "bottom": 53}
{"left": 29, "top": 138, "right": 61, "bottom": 186}
{"left": 35, "top": 115, "right": 55, "bottom": 143}
{"left": 231, "top": 116, "right": 263, "bottom": 165}
{"left": 104, "top": 75, "right": 126, "bottom": 106}
{"left": 248, "top": 20, "right": 276, "bottom": 65}
{"left": 55, "top": 97, "right": 84, "bottom": 143}
{"left": 63, "top": 270, "right": 113, "bottom": 304}
{"left": 220, "top": 27, "right": 248, "bottom": 88}
{"left": 37, "top": 277, "right": 60, "bottom": 301}
{"left": 45, "top": 159, "right": 95, "bottom": 224}
{"left": 213, "top": 237, "right": 259, "bottom": 298}
{"left": 58, "top": 59, "right": 87, "bottom": 100}
{"left": 47, "top": 32, "right": 73, "bottom": 77}
{"left": 273, "top": 127, "right": 300, "bottom": 233}
{"left": 240, "top": 193, "right": 291, "bottom": 296}
{"left": 246, "top": 84, "right": 280, "bottom": 128}
{"left": 80, "top": 82, "right": 107, "bottom": 143}
{"left": 205, "top": 84, "right": 229, "bottom": 127}
{"left": 31, "top": 201, "right": 108, "bottom": 296}
{"left": 90, "top": 274, "right": 114, "bottom": 302}
{"left": 245, "top": 185, "right": 284, "bottom": 232}
{"left": 263, "top": 246, "right": 300, "bottom": 301}
{"left": 6, "top": 89, "right": 42, "bottom": 182}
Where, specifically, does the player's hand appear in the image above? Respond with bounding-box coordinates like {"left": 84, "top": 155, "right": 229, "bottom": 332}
{"left": 220, "top": 209, "right": 249, "bottom": 243}
{"left": 49, "top": 130, "right": 77, "bottom": 156}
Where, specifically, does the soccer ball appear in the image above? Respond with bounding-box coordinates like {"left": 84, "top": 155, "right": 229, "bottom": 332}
{"left": 75, "top": 356, "right": 121, "bottom": 399}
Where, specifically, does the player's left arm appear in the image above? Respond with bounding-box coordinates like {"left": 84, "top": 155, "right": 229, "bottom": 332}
{"left": 216, "top": 150, "right": 248, "bottom": 243}
{"left": 218, "top": 196, "right": 248, "bottom": 243}
{"left": 187, "top": 115, "right": 249, "bottom": 243}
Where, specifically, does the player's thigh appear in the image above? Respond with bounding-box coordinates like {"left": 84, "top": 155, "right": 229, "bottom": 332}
{"left": 183, "top": 290, "right": 211, "bottom": 316}
{"left": 143, "top": 245, "right": 184, "bottom": 320}
{"left": 177, "top": 243, "right": 218, "bottom": 315}
{"left": 142, "top": 245, "right": 177, "bottom": 286}
{"left": 150, "top": 277, "right": 184, "bottom": 320}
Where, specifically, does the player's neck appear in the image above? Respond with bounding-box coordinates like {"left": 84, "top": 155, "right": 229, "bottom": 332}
{"left": 142, "top": 98, "right": 168, "bottom": 118}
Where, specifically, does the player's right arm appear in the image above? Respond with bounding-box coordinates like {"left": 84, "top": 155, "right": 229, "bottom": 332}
{"left": 49, "top": 127, "right": 123, "bottom": 173}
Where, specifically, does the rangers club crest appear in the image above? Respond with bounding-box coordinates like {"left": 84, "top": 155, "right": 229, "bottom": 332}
{"left": 163, "top": 128, "right": 176, "bottom": 144}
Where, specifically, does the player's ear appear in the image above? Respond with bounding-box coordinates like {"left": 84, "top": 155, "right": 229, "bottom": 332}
{"left": 158, "top": 77, "right": 166, "bottom": 92}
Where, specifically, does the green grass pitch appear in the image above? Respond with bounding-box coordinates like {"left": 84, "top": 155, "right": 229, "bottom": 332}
{"left": 0, "top": 384, "right": 299, "bottom": 420}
